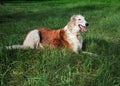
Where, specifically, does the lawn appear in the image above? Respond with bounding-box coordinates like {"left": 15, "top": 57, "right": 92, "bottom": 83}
{"left": 0, "top": 0, "right": 120, "bottom": 86}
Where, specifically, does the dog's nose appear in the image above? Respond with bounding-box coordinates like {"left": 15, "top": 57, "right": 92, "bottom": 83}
{"left": 86, "top": 23, "right": 89, "bottom": 26}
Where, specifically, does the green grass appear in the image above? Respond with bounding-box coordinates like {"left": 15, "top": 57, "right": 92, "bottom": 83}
{"left": 0, "top": 0, "right": 120, "bottom": 86}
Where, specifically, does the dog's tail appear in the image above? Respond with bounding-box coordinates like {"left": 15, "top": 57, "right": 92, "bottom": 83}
{"left": 5, "top": 45, "right": 28, "bottom": 49}
{"left": 82, "top": 51, "right": 98, "bottom": 57}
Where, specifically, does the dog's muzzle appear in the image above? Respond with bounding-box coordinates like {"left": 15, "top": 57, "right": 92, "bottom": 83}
{"left": 78, "top": 23, "right": 89, "bottom": 32}
{"left": 78, "top": 24, "right": 87, "bottom": 32}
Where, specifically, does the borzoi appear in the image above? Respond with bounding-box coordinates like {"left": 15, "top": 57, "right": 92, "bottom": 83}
{"left": 7, "top": 14, "right": 90, "bottom": 54}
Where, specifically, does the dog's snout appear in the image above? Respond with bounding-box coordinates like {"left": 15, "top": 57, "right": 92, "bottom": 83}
{"left": 86, "top": 23, "right": 89, "bottom": 26}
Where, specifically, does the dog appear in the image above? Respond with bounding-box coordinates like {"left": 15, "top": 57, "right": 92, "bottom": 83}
{"left": 6, "top": 14, "right": 89, "bottom": 53}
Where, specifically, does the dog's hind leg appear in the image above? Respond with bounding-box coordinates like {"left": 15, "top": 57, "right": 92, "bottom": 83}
{"left": 23, "top": 30, "right": 40, "bottom": 49}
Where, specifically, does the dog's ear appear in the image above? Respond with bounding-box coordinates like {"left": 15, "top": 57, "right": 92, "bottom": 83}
{"left": 70, "top": 15, "right": 76, "bottom": 21}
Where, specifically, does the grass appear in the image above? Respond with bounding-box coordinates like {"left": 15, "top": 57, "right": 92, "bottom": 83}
{"left": 0, "top": 0, "right": 120, "bottom": 86}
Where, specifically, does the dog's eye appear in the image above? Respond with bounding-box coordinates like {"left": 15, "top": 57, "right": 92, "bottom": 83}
{"left": 78, "top": 19, "right": 81, "bottom": 20}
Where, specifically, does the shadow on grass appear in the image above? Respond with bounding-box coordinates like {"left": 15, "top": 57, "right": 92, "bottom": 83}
{"left": 83, "top": 38, "right": 120, "bottom": 56}
{"left": 0, "top": 49, "right": 41, "bottom": 85}
{"left": 0, "top": 4, "right": 108, "bottom": 24}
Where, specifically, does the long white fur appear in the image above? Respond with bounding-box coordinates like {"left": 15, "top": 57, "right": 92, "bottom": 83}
{"left": 6, "top": 45, "right": 27, "bottom": 49}
{"left": 23, "top": 30, "right": 40, "bottom": 49}
{"left": 64, "top": 25, "right": 83, "bottom": 53}
{"left": 6, "top": 30, "right": 40, "bottom": 49}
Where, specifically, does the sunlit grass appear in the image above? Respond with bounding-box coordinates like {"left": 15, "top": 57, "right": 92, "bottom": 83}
{"left": 0, "top": 0, "right": 120, "bottom": 86}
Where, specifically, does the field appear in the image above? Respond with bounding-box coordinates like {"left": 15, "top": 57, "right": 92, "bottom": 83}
{"left": 0, "top": 0, "right": 120, "bottom": 86}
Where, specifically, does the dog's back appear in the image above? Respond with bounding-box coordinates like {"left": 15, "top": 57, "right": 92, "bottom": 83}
{"left": 38, "top": 28, "right": 70, "bottom": 48}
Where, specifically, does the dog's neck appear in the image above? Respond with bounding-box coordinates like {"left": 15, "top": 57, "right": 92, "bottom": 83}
{"left": 63, "top": 25, "right": 82, "bottom": 53}
{"left": 64, "top": 25, "right": 80, "bottom": 37}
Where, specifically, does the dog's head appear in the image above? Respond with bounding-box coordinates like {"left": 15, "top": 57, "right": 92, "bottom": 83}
{"left": 69, "top": 14, "right": 89, "bottom": 33}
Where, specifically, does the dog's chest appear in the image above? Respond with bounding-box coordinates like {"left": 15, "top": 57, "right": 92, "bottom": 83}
{"left": 67, "top": 33, "right": 83, "bottom": 50}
